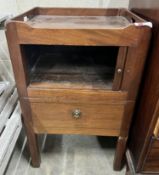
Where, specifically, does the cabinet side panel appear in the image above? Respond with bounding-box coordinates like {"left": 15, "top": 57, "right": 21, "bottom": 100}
{"left": 129, "top": 1, "right": 159, "bottom": 172}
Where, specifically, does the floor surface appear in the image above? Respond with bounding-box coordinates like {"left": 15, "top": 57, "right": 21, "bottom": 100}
{"left": 5, "top": 133, "right": 125, "bottom": 175}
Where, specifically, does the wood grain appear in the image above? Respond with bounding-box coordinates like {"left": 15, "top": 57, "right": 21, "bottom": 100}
{"left": 127, "top": 1, "right": 159, "bottom": 174}
{"left": 7, "top": 8, "right": 149, "bottom": 46}
{"left": 15, "top": 24, "right": 144, "bottom": 46}
{"left": 27, "top": 88, "right": 127, "bottom": 104}
{"left": 6, "top": 21, "right": 41, "bottom": 167}
{"left": 121, "top": 27, "right": 151, "bottom": 100}
{"left": 114, "top": 137, "right": 127, "bottom": 170}
{"left": 143, "top": 138, "right": 159, "bottom": 172}
{"left": 30, "top": 101, "right": 125, "bottom": 136}
{"left": 5, "top": 7, "right": 151, "bottom": 170}
{"left": 113, "top": 47, "right": 128, "bottom": 90}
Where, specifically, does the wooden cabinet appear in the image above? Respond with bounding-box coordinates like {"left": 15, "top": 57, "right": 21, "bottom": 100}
{"left": 126, "top": 1, "right": 159, "bottom": 174}
{"left": 5, "top": 7, "right": 151, "bottom": 170}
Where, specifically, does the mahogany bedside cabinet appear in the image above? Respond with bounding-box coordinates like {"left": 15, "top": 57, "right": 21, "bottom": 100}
{"left": 5, "top": 7, "right": 151, "bottom": 170}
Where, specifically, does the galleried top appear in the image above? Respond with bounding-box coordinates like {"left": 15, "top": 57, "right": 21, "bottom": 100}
{"left": 6, "top": 7, "right": 152, "bottom": 46}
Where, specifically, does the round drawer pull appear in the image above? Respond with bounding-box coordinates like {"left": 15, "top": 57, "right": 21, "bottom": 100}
{"left": 72, "top": 109, "right": 81, "bottom": 119}
{"left": 117, "top": 68, "right": 122, "bottom": 73}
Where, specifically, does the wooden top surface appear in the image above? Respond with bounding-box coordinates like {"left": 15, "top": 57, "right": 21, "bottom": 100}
{"left": 26, "top": 15, "right": 131, "bottom": 29}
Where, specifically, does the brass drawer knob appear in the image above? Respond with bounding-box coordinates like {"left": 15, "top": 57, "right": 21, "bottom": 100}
{"left": 72, "top": 109, "right": 81, "bottom": 119}
{"left": 117, "top": 68, "right": 122, "bottom": 73}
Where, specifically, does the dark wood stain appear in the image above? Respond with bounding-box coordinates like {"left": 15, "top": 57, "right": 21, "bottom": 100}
{"left": 127, "top": 1, "right": 159, "bottom": 174}
{"left": 5, "top": 7, "right": 151, "bottom": 170}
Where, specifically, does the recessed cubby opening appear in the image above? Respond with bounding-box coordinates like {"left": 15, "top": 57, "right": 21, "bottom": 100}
{"left": 21, "top": 45, "right": 119, "bottom": 90}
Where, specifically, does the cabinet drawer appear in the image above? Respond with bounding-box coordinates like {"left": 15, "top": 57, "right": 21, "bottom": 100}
{"left": 30, "top": 101, "right": 125, "bottom": 136}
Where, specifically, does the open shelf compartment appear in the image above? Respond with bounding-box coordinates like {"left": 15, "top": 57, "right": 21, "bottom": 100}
{"left": 23, "top": 45, "right": 119, "bottom": 90}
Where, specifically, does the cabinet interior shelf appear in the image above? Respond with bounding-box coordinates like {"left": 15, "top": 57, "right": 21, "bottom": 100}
{"left": 28, "top": 45, "right": 118, "bottom": 90}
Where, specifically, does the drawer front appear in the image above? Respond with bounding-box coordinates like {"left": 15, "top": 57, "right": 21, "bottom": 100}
{"left": 27, "top": 88, "right": 127, "bottom": 104}
{"left": 30, "top": 102, "right": 125, "bottom": 136}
